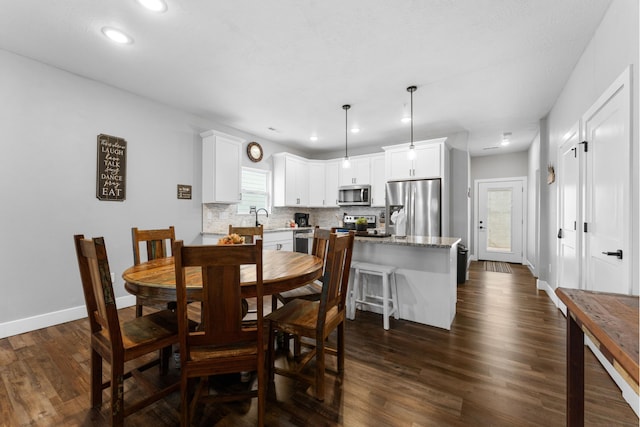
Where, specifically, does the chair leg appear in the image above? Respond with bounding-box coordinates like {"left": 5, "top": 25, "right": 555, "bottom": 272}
{"left": 180, "top": 375, "right": 190, "bottom": 427}
{"left": 391, "top": 272, "right": 400, "bottom": 320}
{"left": 271, "top": 295, "right": 278, "bottom": 313}
{"left": 90, "top": 349, "right": 103, "bottom": 407}
{"left": 315, "top": 337, "right": 325, "bottom": 401}
{"left": 160, "top": 346, "right": 172, "bottom": 375}
{"left": 110, "top": 361, "right": 125, "bottom": 427}
{"left": 267, "top": 325, "right": 276, "bottom": 383}
{"left": 337, "top": 322, "right": 345, "bottom": 374}
{"left": 257, "top": 357, "right": 265, "bottom": 427}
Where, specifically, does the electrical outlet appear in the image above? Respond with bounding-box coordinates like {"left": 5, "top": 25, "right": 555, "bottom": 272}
{"left": 110, "top": 272, "right": 115, "bottom": 283}
{"left": 220, "top": 212, "right": 229, "bottom": 220}
{"left": 207, "top": 211, "right": 213, "bottom": 220}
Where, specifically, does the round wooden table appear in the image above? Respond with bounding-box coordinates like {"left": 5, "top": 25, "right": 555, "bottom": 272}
{"left": 123, "top": 249, "right": 323, "bottom": 302}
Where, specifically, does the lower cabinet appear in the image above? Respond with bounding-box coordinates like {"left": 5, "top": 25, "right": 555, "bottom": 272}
{"left": 263, "top": 231, "right": 293, "bottom": 251}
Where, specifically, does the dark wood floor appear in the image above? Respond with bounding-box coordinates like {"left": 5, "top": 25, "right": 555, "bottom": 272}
{"left": 1, "top": 262, "right": 637, "bottom": 426}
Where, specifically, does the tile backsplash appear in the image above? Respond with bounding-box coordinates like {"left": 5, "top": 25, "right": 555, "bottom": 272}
{"left": 202, "top": 204, "right": 386, "bottom": 233}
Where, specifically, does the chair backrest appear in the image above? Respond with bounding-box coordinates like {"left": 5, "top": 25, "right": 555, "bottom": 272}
{"left": 131, "top": 226, "right": 176, "bottom": 265}
{"left": 317, "top": 231, "right": 355, "bottom": 328}
{"left": 173, "top": 239, "right": 264, "bottom": 353}
{"left": 311, "top": 227, "right": 332, "bottom": 281}
{"left": 74, "top": 235, "right": 122, "bottom": 349}
{"left": 228, "top": 225, "right": 264, "bottom": 244}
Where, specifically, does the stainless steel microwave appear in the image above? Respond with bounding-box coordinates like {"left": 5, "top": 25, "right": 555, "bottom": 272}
{"left": 338, "top": 185, "right": 371, "bottom": 206}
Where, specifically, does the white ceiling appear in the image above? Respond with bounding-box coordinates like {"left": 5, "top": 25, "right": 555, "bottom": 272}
{"left": 0, "top": 0, "right": 612, "bottom": 156}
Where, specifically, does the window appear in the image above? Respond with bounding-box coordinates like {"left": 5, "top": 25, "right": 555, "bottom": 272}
{"left": 237, "top": 167, "right": 271, "bottom": 214}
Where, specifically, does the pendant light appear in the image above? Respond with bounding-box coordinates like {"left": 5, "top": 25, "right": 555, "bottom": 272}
{"left": 407, "top": 85, "right": 417, "bottom": 160}
{"left": 342, "top": 104, "right": 351, "bottom": 169}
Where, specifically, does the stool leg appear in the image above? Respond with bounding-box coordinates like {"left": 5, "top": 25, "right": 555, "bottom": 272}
{"left": 382, "top": 273, "right": 390, "bottom": 330}
{"left": 391, "top": 272, "right": 399, "bottom": 320}
{"left": 347, "top": 268, "right": 359, "bottom": 320}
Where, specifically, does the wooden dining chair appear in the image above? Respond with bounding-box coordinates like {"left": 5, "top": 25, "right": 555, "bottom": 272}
{"left": 173, "top": 238, "right": 265, "bottom": 427}
{"left": 74, "top": 234, "right": 185, "bottom": 426}
{"left": 228, "top": 224, "right": 264, "bottom": 243}
{"left": 266, "top": 230, "right": 355, "bottom": 401}
{"left": 131, "top": 226, "right": 176, "bottom": 317}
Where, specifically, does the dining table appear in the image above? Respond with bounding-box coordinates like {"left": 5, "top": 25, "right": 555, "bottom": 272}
{"left": 122, "top": 249, "right": 323, "bottom": 302}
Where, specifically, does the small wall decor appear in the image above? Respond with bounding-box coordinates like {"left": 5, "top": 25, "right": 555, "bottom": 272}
{"left": 547, "top": 164, "right": 555, "bottom": 184}
{"left": 96, "top": 134, "right": 127, "bottom": 201}
{"left": 247, "top": 141, "right": 263, "bottom": 162}
{"left": 177, "top": 184, "right": 192, "bottom": 199}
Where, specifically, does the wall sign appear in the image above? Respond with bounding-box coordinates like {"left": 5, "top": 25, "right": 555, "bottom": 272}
{"left": 177, "top": 184, "right": 192, "bottom": 199}
{"left": 96, "top": 134, "right": 127, "bottom": 201}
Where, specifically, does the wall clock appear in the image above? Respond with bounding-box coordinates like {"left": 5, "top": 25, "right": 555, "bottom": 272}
{"left": 247, "top": 142, "right": 263, "bottom": 162}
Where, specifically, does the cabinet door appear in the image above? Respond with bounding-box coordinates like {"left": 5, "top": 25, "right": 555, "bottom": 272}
{"left": 324, "top": 161, "right": 340, "bottom": 207}
{"left": 414, "top": 144, "right": 441, "bottom": 178}
{"left": 386, "top": 149, "right": 412, "bottom": 180}
{"left": 308, "top": 162, "right": 325, "bottom": 207}
{"left": 202, "top": 130, "right": 243, "bottom": 203}
{"left": 340, "top": 157, "right": 371, "bottom": 185}
{"left": 284, "top": 156, "right": 309, "bottom": 206}
{"left": 370, "top": 154, "right": 386, "bottom": 207}
{"left": 263, "top": 231, "right": 293, "bottom": 251}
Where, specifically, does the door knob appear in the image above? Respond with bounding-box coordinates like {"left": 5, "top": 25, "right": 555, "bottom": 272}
{"left": 601, "top": 250, "right": 623, "bottom": 259}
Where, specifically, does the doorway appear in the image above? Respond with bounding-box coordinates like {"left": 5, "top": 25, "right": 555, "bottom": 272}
{"left": 475, "top": 177, "right": 526, "bottom": 263}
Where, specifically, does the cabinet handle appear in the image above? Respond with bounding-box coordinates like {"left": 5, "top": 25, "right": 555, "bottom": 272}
{"left": 277, "top": 243, "right": 282, "bottom": 250}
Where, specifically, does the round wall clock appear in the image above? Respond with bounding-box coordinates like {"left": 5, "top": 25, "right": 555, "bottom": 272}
{"left": 247, "top": 142, "right": 263, "bottom": 162}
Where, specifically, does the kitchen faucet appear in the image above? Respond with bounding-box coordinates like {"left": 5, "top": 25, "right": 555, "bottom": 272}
{"left": 250, "top": 206, "right": 269, "bottom": 226}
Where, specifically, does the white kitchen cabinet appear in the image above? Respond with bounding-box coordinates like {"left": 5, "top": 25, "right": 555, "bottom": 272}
{"left": 201, "top": 130, "right": 244, "bottom": 203}
{"left": 273, "top": 153, "right": 309, "bottom": 207}
{"left": 324, "top": 160, "right": 340, "bottom": 207}
{"left": 263, "top": 230, "right": 293, "bottom": 251}
{"left": 370, "top": 153, "right": 386, "bottom": 207}
{"left": 339, "top": 156, "right": 370, "bottom": 186}
{"left": 384, "top": 138, "right": 446, "bottom": 181}
{"left": 308, "top": 161, "right": 326, "bottom": 207}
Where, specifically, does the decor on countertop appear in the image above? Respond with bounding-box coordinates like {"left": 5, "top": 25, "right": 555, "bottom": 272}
{"left": 217, "top": 233, "right": 245, "bottom": 245}
{"left": 406, "top": 85, "right": 417, "bottom": 160}
{"left": 96, "top": 134, "right": 126, "bottom": 201}
{"left": 342, "top": 104, "right": 351, "bottom": 169}
{"left": 247, "top": 141, "right": 263, "bottom": 162}
{"left": 355, "top": 217, "right": 368, "bottom": 231}
{"left": 547, "top": 164, "right": 555, "bottom": 184}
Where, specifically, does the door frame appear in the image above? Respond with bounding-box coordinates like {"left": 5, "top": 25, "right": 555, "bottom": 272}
{"left": 474, "top": 176, "right": 527, "bottom": 264}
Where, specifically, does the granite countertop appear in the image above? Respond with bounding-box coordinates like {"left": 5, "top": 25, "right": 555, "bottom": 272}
{"left": 202, "top": 226, "right": 314, "bottom": 236}
{"left": 353, "top": 235, "right": 461, "bottom": 248}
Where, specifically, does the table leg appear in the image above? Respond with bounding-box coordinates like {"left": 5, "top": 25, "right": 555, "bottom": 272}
{"left": 566, "top": 312, "right": 584, "bottom": 426}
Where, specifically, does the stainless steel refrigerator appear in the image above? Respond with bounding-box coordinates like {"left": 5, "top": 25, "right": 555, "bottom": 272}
{"left": 385, "top": 179, "right": 441, "bottom": 237}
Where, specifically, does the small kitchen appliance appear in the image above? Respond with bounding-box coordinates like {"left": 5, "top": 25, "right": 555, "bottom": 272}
{"left": 294, "top": 212, "right": 310, "bottom": 227}
{"left": 341, "top": 214, "right": 391, "bottom": 237}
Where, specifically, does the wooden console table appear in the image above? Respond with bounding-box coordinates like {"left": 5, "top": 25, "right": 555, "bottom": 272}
{"left": 555, "top": 288, "right": 639, "bottom": 426}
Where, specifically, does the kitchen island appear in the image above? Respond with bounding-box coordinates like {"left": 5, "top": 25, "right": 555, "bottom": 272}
{"left": 351, "top": 235, "right": 461, "bottom": 330}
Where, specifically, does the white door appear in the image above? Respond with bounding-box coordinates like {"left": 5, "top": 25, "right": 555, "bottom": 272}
{"left": 583, "top": 68, "right": 631, "bottom": 294}
{"left": 477, "top": 179, "right": 524, "bottom": 263}
{"left": 557, "top": 126, "right": 580, "bottom": 289}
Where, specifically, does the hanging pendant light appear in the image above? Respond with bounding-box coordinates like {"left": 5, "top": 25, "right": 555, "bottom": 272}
{"left": 407, "top": 86, "right": 417, "bottom": 160}
{"left": 342, "top": 104, "right": 351, "bottom": 169}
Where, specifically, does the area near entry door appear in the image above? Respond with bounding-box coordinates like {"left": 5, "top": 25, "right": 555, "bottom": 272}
{"left": 477, "top": 178, "right": 525, "bottom": 263}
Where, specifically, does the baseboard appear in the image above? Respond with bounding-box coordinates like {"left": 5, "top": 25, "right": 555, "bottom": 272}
{"left": 543, "top": 285, "right": 639, "bottom": 417}
{"left": 0, "top": 295, "right": 136, "bottom": 339}
{"left": 525, "top": 259, "right": 537, "bottom": 277}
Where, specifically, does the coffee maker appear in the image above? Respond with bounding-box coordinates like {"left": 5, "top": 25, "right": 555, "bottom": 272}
{"left": 294, "top": 212, "right": 310, "bottom": 227}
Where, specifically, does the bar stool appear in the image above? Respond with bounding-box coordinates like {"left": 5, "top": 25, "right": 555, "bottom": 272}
{"left": 348, "top": 262, "right": 399, "bottom": 330}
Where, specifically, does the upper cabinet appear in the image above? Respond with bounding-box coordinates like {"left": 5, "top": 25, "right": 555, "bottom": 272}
{"left": 384, "top": 138, "right": 447, "bottom": 181}
{"left": 339, "top": 156, "right": 370, "bottom": 185}
{"left": 273, "top": 153, "right": 309, "bottom": 207}
{"left": 369, "top": 153, "right": 386, "bottom": 207}
{"left": 201, "top": 130, "right": 244, "bottom": 204}
{"left": 307, "top": 161, "right": 326, "bottom": 207}
{"left": 324, "top": 160, "right": 340, "bottom": 208}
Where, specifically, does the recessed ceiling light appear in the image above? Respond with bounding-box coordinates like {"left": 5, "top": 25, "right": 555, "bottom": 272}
{"left": 501, "top": 132, "right": 512, "bottom": 146}
{"left": 310, "top": 136, "right": 318, "bottom": 141}
{"left": 401, "top": 117, "right": 411, "bottom": 123}
{"left": 350, "top": 128, "right": 360, "bottom": 134}
{"left": 101, "top": 27, "right": 134, "bottom": 44}
{"left": 137, "top": 0, "right": 168, "bottom": 12}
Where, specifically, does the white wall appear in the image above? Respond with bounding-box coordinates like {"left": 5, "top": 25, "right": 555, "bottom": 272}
{"left": 0, "top": 49, "right": 293, "bottom": 337}
{"left": 526, "top": 134, "right": 541, "bottom": 275}
{"left": 543, "top": 0, "right": 639, "bottom": 293}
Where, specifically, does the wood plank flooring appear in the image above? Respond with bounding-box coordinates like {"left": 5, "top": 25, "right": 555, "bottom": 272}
{"left": 1, "top": 262, "right": 637, "bottom": 426}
